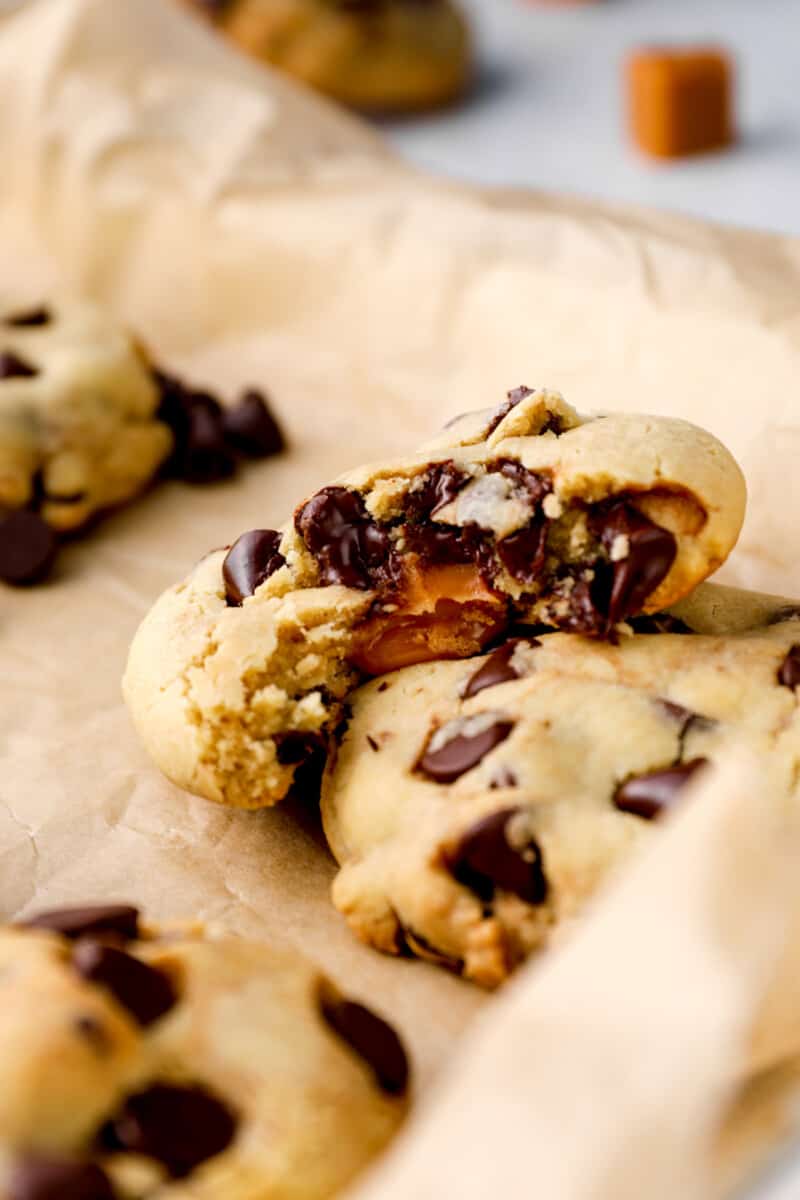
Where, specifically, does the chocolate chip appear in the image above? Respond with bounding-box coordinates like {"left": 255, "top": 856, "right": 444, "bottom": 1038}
{"left": 222, "top": 529, "right": 284, "bottom": 605}
{"left": 274, "top": 730, "right": 327, "bottom": 765}
{"left": 73, "top": 941, "right": 176, "bottom": 1028}
{"left": 0, "top": 509, "right": 58, "bottom": 585}
{"left": 0, "top": 352, "right": 38, "bottom": 379}
{"left": 4, "top": 306, "right": 52, "bottom": 328}
{"left": 377, "top": 681, "right": 390, "bottom": 692}
{"left": 366, "top": 735, "right": 380, "bottom": 752}
{"left": 154, "top": 372, "right": 236, "bottom": 483}
{"left": 403, "top": 522, "right": 484, "bottom": 567}
{"left": 446, "top": 808, "right": 547, "bottom": 905}
{"left": 222, "top": 390, "right": 285, "bottom": 459}
{"left": 296, "top": 486, "right": 392, "bottom": 590}
{"left": 10, "top": 1157, "right": 114, "bottom": 1200}
{"left": 591, "top": 502, "right": 677, "bottom": 626}
{"left": 485, "top": 386, "right": 535, "bottom": 436}
{"left": 492, "top": 459, "right": 551, "bottom": 507}
{"left": 99, "top": 1084, "right": 237, "bottom": 1178}
{"left": 320, "top": 993, "right": 409, "bottom": 1095}
{"left": 496, "top": 519, "right": 548, "bottom": 584}
{"left": 461, "top": 639, "right": 539, "bottom": 699}
{"left": 180, "top": 396, "right": 237, "bottom": 484}
{"left": 614, "top": 758, "right": 708, "bottom": 820}
{"left": 418, "top": 715, "right": 514, "bottom": 783}
{"left": 405, "top": 462, "right": 469, "bottom": 521}
{"left": 778, "top": 645, "right": 800, "bottom": 690}
{"left": 20, "top": 904, "right": 140, "bottom": 942}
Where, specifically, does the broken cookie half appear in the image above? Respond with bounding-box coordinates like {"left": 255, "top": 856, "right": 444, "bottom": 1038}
{"left": 124, "top": 387, "right": 745, "bottom": 809}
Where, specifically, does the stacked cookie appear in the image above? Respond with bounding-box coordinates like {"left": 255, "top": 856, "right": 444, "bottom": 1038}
{"left": 123, "top": 385, "right": 800, "bottom": 994}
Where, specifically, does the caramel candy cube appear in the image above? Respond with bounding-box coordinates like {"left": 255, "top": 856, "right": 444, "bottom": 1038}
{"left": 627, "top": 47, "right": 734, "bottom": 159}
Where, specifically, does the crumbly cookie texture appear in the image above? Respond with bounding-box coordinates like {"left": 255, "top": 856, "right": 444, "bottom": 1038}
{"left": 0, "top": 302, "right": 171, "bottom": 534}
{"left": 124, "top": 387, "right": 745, "bottom": 810}
{"left": 321, "top": 585, "right": 800, "bottom": 988}
{"left": 185, "top": 0, "right": 472, "bottom": 113}
{"left": 0, "top": 904, "right": 407, "bottom": 1200}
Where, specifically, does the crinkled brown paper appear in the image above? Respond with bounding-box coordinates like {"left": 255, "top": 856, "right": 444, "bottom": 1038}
{"left": 1, "top": 1, "right": 800, "bottom": 1196}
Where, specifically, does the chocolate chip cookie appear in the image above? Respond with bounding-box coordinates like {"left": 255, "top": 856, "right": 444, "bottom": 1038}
{"left": 0, "top": 300, "right": 284, "bottom": 585}
{"left": 183, "top": 0, "right": 472, "bottom": 112}
{"left": 321, "top": 584, "right": 800, "bottom": 987}
{"left": 124, "top": 387, "right": 745, "bottom": 810}
{"left": 1, "top": 903, "right": 407, "bottom": 1198}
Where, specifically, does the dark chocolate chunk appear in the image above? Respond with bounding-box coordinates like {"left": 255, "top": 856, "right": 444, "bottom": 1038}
{"left": 366, "top": 735, "right": 380, "bottom": 752}
{"left": 222, "top": 390, "right": 285, "bottom": 459}
{"left": 99, "top": 1084, "right": 236, "bottom": 1178}
{"left": 320, "top": 994, "right": 409, "bottom": 1095}
{"left": 485, "top": 386, "right": 535, "bottom": 436}
{"left": 296, "top": 486, "right": 391, "bottom": 590}
{"left": 274, "top": 730, "right": 327, "bottom": 765}
{"left": 222, "top": 529, "right": 284, "bottom": 606}
{"left": 4, "top": 306, "right": 52, "bottom": 328}
{"left": 72, "top": 940, "right": 176, "bottom": 1028}
{"left": 614, "top": 758, "right": 708, "bottom": 820}
{"left": 591, "top": 501, "right": 677, "bottom": 626}
{"left": 10, "top": 1157, "right": 114, "bottom": 1200}
{"left": 0, "top": 352, "right": 38, "bottom": 379}
{"left": 492, "top": 459, "right": 551, "bottom": 507}
{"left": 20, "top": 904, "right": 139, "bottom": 942}
{"left": 461, "top": 638, "right": 539, "bottom": 699}
{"left": 154, "top": 372, "right": 236, "bottom": 483}
{"left": 778, "top": 645, "right": 800, "bottom": 690}
{"left": 446, "top": 807, "right": 547, "bottom": 905}
{"left": 180, "top": 395, "right": 237, "bottom": 484}
{"left": 0, "top": 509, "right": 58, "bottom": 586}
{"left": 402, "top": 521, "right": 483, "bottom": 567}
{"left": 418, "top": 716, "right": 514, "bottom": 783}
{"left": 404, "top": 461, "right": 468, "bottom": 522}
{"left": 496, "top": 519, "right": 548, "bottom": 585}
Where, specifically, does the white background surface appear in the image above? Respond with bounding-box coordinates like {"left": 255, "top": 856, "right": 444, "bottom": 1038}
{"left": 387, "top": 0, "right": 800, "bottom": 236}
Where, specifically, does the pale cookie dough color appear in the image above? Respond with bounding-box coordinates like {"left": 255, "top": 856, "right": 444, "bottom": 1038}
{"left": 184, "top": 0, "right": 472, "bottom": 112}
{"left": 322, "top": 585, "right": 800, "bottom": 987}
{"left": 124, "top": 387, "right": 745, "bottom": 809}
{"left": 0, "top": 303, "right": 170, "bottom": 536}
{"left": 0, "top": 904, "right": 408, "bottom": 1199}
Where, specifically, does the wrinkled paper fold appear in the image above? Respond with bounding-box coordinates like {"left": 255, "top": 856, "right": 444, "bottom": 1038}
{"left": 1, "top": 1, "right": 800, "bottom": 1196}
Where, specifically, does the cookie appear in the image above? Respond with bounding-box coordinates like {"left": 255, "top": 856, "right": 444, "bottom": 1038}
{"left": 321, "top": 584, "right": 800, "bottom": 987}
{"left": 0, "top": 300, "right": 284, "bottom": 585}
{"left": 0, "top": 903, "right": 408, "bottom": 1199}
{"left": 124, "top": 387, "right": 745, "bottom": 810}
{"left": 185, "top": 0, "right": 472, "bottom": 113}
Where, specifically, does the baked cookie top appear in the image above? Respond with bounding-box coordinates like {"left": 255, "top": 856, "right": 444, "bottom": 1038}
{"left": 0, "top": 904, "right": 407, "bottom": 1199}
{"left": 185, "top": 0, "right": 472, "bottom": 112}
{"left": 321, "top": 584, "right": 800, "bottom": 987}
{"left": 124, "top": 387, "right": 746, "bottom": 810}
{"left": 0, "top": 301, "right": 170, "bottom": 535}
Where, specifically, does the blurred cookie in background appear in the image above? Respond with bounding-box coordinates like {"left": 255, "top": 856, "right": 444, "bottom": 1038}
{"left": 183, "top": 0, "right": 472, "bottom": 113}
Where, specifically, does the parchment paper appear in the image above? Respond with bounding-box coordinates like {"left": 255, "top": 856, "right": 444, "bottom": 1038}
{"left": 1, "top": 0, "right": 800, "bottom": 1196}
